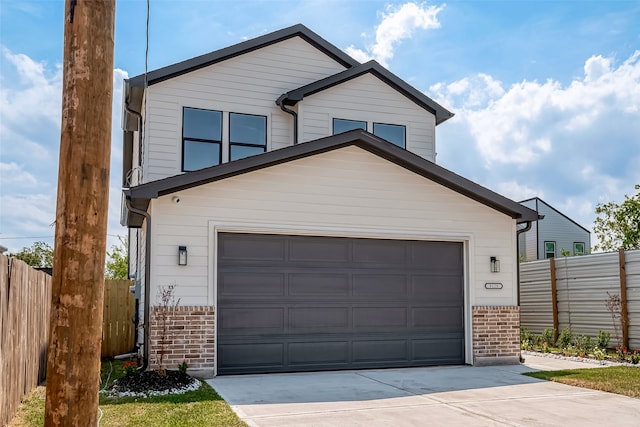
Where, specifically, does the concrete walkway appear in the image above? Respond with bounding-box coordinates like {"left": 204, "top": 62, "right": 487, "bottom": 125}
{"left": 207, "top": 355, "right": 640, "bottom": 426}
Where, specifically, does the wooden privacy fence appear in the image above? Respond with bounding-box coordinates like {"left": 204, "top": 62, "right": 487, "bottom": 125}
{"left": 520, "top": 249, "right": 640, "bottom": 350}
{"left": 102, "top": 279, "right": 136, "bottom": 357}
{"left": 0, "top": 255, "right": 52, "bottom": 426}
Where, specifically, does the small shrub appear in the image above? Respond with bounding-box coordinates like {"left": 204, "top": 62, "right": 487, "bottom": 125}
{"left": 557, "top": 327, "right": 574, "bottom": 349}
{"left": 541, "top": 328, "right": 555, "bottom": 347}
{"left": 596, "top": 330, "right": 611, "bottom": 349}
{"left": 593, "top": 347, "right": 606, "bottom": 361}
{"left": 520, "top": 327, "right": 533, "bottom": 343}
{"left": 574, "top": 335, "right": 593, "bottom": 356}
{"left": 631, "top": 350, "right": 639, "bottom": 365}
{"left": 123, "top": 360, "right": 138, "bottom": 376}
{"left": 178, "top": 360, "right": 188, "bottom": 374}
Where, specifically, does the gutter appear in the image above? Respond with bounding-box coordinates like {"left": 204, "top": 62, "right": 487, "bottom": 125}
{"left": 125, "top": 197, "right": 151, "bottom": 372}
{"left": 276, "top": 94, "right": 298, "bottom": 145}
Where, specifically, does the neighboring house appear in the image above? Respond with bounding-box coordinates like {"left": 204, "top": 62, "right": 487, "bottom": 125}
{"left": 519, "top": 197, "right": 591, "bottom": 261}
{"left": 120, "top": 24, "right": 538, "bottom": 376}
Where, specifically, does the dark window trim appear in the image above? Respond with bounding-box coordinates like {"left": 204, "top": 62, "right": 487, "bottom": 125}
{"left": 373, "top": 122, "right": 406, "bottom": 148}
{"left": 332, "top": 118, "right": 367, "bottom": 135}
{"left": 182, "top": 107, "right": 223, "bottom": 172}
{"left": 573, "top": 242, "right": 585, "bottom": 255}
{"left": 229, "top": 112, "right": 267, "bottom": 161}
{"left": 544, "top": 241, "right": 556, "bottom": 259}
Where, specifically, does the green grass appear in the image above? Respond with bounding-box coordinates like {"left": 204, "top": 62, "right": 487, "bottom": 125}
{"left": 524, "top": 366, "right": 640, "bottom": 398}
{"left": 8, "top": 359, "right": 246, "bottom": 427}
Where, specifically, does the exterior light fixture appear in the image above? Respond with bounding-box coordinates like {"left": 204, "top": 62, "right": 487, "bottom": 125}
{"left": 490, "top": 256, "right": 500, "bottom": 273}
{"left": 178, "top": 246, "right": 188, "bottom": 266}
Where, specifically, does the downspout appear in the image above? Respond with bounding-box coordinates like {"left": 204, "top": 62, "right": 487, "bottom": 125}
{"left": 125, "top": 197, "right": 151, "bottom": 372}
{"left": 124, "top": 101, "right": 143, "bottom": 168}
{"left": 516, "top": 221, "right": 533, "bottom": 306}
{"left": 276, "top": 95, "right": 298, "bottom": 145}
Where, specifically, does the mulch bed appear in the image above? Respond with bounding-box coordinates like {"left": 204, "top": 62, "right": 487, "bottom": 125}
{"left": 108, "top": 370, "right": 200, "bottom": 397}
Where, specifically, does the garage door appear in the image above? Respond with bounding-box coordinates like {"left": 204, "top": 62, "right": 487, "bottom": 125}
{"left": 217, "top": 233, "right": 464, "bottom": 375}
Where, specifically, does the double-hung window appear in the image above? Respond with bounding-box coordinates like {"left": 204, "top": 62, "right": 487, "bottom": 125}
{"left": 229, "top": 113, "right": 267, "bottom": 161}
{"left": 333, "top": 118, "right": 367, "bottom": 134}
{"left": 544, "top": 241, "right": 556, "bottom": 259}
{"left": 332, "top": 118, "right": 406, "bottom": 148}
{"left": 373, "top": 122, "right": 405, "bottom": 148}
{"left": 182, "top": 107, "right": 222, "bottom": 171}
{"left": 574, "top": 242, "right": 585, "bottom": 255}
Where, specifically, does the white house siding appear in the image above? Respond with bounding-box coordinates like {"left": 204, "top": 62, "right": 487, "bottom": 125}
{"left": 147, "top": 146, "right": 518, "bottom": 308}
{"left": 299, "top": 73, "right": 437, "bottom": 161}
{"left": 139, "top": 37, "right": 347, "bottom": 183}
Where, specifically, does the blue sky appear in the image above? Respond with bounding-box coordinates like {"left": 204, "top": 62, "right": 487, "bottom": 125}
{"left": 1, "top": 0, "right": 639, "bottom": 253}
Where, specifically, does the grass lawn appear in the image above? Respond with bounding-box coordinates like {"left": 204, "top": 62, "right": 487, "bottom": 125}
{"left": 524, "top": 366, "right": 640, "bottom": 399}
{"left": 8, "top": 360, "right": 246, "bottom": 427}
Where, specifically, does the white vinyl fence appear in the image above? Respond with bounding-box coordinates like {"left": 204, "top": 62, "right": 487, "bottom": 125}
{"left": 520, "top": 249, "right": 640, "bottom": 350}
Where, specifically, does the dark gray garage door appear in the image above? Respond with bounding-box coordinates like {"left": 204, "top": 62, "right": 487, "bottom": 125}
{"left": 217, "top": 233, "right": 464, "bottom": 375}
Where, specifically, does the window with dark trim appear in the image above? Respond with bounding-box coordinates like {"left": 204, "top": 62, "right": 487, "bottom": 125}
{"left": 373, "top": 122, "right": 406, "bottom": 148}
{"left": 229, "top": 113, "right": 267, "bottom": 161}
{"left": 574, "top": 242, "right": 585, "bottom": 255}
{"left": 182, "top": 107, "right": 222, "bottom": 171}
{"left": 333, "top": 118, "right": 366, "bottom": 134}
{"left": 544, "top": 241, "right": 556, "bottom": 259}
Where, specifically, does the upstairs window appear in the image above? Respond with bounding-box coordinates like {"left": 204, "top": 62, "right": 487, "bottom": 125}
{"left": 182, "top": 107, "right": 222, "bottom": 171}
{"left": 229, "top": 113, "right": 267, "bottom": 161}
{"left": 544, "top": 241, "right": 556, "bottom": 259}
{"left": 574, "top": 242, "right": 585, "bottom": 255}
{"left": 333, "top": 118, "right": 366, "bottom": 134}
{"left": 373, "top": 122, "right": 406, "bottom": 148}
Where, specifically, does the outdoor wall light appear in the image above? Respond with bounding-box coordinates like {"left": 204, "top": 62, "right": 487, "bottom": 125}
{"left": 490, "top": 256, "right": 500, "bottom": 273}
{"left": 178, "top": 246, "right": 188, "bottom": 266}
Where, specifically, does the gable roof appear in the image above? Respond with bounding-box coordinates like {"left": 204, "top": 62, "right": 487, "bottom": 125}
{"left": 123, "top": 130, "right": 539, "bottom": 227}
{"left": 127, "top": 24, "right": 359, "bottom": 90}
{"left": 519, "top": 197, "right": 590, "bottom": 234}
{"left": 277, "top": 60, "right": 454, "bottom": 125}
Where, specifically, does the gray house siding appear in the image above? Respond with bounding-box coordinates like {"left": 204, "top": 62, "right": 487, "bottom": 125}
{"left": 519, "top": 198, "right": 590, "bottom": 261}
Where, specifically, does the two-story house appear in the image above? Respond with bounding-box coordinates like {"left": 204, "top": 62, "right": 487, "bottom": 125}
{"left": 121, "top": 24, "right": 538, "bottom": 376}
{"left": 519, "top": 197, "right": 591, "bottom": 261}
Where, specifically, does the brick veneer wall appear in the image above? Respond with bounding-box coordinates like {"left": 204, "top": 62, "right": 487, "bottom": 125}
{"left": 149, "top": 306, "right": 215, "bottom": 370}
{"left": 472, "top": 305, "right": 520, "bottom": 365}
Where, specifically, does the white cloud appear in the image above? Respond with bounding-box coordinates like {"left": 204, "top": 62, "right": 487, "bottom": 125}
{"left": 346, "top": 2, "right": 445, "bottom": 66}
{"left": 434, "top": 51, "right": 640, "bottom": 248}
{"left": 0, "top": 47, "right": 129, "bottom": 252}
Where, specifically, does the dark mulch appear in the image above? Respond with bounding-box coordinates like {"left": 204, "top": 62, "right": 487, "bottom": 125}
{"left": 110, "top": 370, "right": 196, "bottom": 395}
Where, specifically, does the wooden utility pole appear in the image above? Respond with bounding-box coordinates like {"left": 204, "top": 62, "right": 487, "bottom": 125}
{"left": 45, "top": 1, "right": 115, "bottom": 425}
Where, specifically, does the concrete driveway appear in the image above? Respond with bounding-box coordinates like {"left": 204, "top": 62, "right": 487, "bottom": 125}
{"left": 207, "top": 355, "right": 640, "bottom": 426}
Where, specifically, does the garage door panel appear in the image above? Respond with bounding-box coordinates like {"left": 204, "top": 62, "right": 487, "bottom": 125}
{"left": 289, "top": 308, "right": 349, "bottom": 329}
{"left": 353, "top": 274, "right": 408, "bottom": 296}
{"left": 217, "top": 233, "right": 465, "bottom": 374}
{"left": 412, "top": 307, "right": 464, "bottom": 329}
{"left": 353, "top": 307, "right": 408, "bottom": 328}
{"left": 412, "top": 338, "right": 465, "bottom": 361}
{"left": 219, "top": 343, "right": 284, "bottom": 369}
{"left": 219, "top": 234, "right": 286, "bottom": 261}
{"left": 412, "top": 275, "right": 463, "bottom": 301}
{"left": 289, "top": 273, "right": 350, "bottom": 296}
{"left": 288, "top": 341, "right": 350, "bottom": 366}
{"left": 218, "top": 272, "right": 285, "bottom": 296}
{"left": 353, "top": 339, "right": 408, "bottom": 362}
{"left": 410, "top": 241, "right": 462, "bottom": 267}
{"left": 353, "top": 239, "right": 408, "bottom": 265}
{"left": 219, "top": 307, "right": 284, "bottom": 330}
{"left": 288, "top": 237, "right": 350, "bottom": 262}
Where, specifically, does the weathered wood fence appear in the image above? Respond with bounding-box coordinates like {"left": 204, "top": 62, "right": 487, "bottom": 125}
{"left": 0, "top": 252, "right": 135, "bottom": 424}
{"left": 0, "top": 255, "right": 52, "bottom": 426}
{"left": 101, "top": 279, "right": 135, "bottom": 357}
{"left": 520, "top": 249, "right": 640, "bottom": 350}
